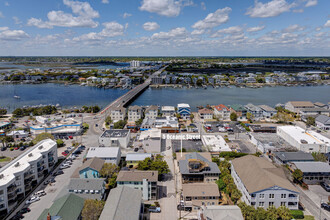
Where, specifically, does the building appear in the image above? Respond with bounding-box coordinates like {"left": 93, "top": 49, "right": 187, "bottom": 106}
{"left": 126, "top": 153, "right": 152, "bottom": 169}
{"left": 213, "top": 104, "right": 230, "bottom": 120}
{"left": 198, "top": 108, "right": 213, "bottom": 120}
{"left": 99, "top": 186, "right": 143, "bottom": 220}
{"left": 86, "top": 147, "right": 121, "bottom": 165}
{"left": 285, "top": 101, "right": 315, "bottom": 114}
{"left": 230, "top": 104, "right": 247, "bottom": 120}
{"left": 110, "top": 107, "right": 126, "bottom": 122}
{"left": 291, "top": 162, "right": 330, "bottom": 184}
{"left": 145, "top": 105, "right": 158, "bottom": 119}
{"left": 135, "top": 128, "right": 162, "bottom": 153}
{"left": 314, "top": 102, "right": 328, "bottom": 109}
{"left": 182, "top": 183, "right": 220, "bottom": 211}
{"left": 299, "top": 108, "right": 330, "bottom": 117}
{"left": 273, "top": 151, "right": 314, "bottom": 165}
{"left": 178, "top": 152, "right": 220, "bottom": 183}
{"left": 128, "top": 105, "right": 142, "bottom": 122}
{"left": 178, "top": 103, "right": 191, "bottom": 119}
{"left": 73, "top": 157, "right": 104, "bottom": 179}
{"left": 6, "top": 130, "right": 28, "bottom": 140}
{"left": 258, "top": 105, "right": 277, "bottom": 118}
{"left": 198, "top": 205, "right": 244, "bottom": 220}
{"left": 161, "top": 106, "right": 176, "bottom": 117}
{"left": 245, "top": 103, "right": 263, "bottom": 120}
{"left": 99, "top": 129, "right": 130, "bottom": 148}
{"left": 231, "top": 155, "right": 299, "bottom": 210}
{"left": 315, "top": 115, "right": 330, "bottom": 130}
{"left": 0, "top": 139, "right": 58, "bottom": 214}
{"left": 68, "top": 178, "right": 106, "bottom": 200}
{"left": 201, "top": 135, "right": 232, "bottom": 152}
{"left": 130, "top": 60, "right": 141, "bottom": 68}
{"left": 117, "top": 170, "right": 158, "bottom": 200}
{"left": 249, "top": 133, "right": 294, "bottom": 153}
{"left": 38, "top": 193, "right": 84, "bottom": 220}
{"left": 277, "top": 126, "right": 330, "bottom": 153}
{"left": 141, "top": 116, "right": 179, "bottom": 133}
{"left": 151, "top": 76, "right": 164, "bottom": 84}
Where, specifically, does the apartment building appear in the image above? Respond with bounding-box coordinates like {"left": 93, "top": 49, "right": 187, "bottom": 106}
{"left": 128, "top": 105, "right": 142, "bottom": 122}
{"left": 116, "top": 170, "right": 158, "bottom": 200}
{"left": 110, "top": 107, "right": 126, "bottom": 122}
{"left": 213, "top": 104, "right": 230, "bottom": 120}
{"left": 99, "top": 129, "right": 130, "bottom": 148}
{"left": 145, "top": 105, "right": 158, "bottom": 119}
{"left": 198, "top": 108, "right": 213, "bottom": 120}
{"left": 231, "top": 155, "right": 299, "bottom": 210}
{"left": 178, "top": 103, "right": 191, "bottom": 119}
{"left": 161, "top": 106, "right": 176, "bottom": 117}
{"left": 285, "top": 101, "right": 314, "bottom": 114}
{"left": 0, "top": 139, "right": 57, "bottom": 214}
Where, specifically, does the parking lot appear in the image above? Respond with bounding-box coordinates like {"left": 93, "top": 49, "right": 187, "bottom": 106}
{"left": 171, "top": 140, "right": 205, "bottom": 152}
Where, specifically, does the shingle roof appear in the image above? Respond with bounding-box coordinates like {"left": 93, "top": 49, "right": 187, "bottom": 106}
{"left": 274, "top": 151, "right": 314, "bottom": 162}
{"left": 128, "top": 105, "right": 142, "bottom": 111}
{"left": 79, "top": 157, "right": 104, "bottom": 173}
{"left": 117, "top": 170, "right": 158, "bottom": 182}
{"left": 198, "top": 108, "right": 213, "bottom": 114}
{"left": 202, "top": 205, "right": 244, "bottom": 220}
{"left": 232, "top": 155, "right": 297, "bottom": 193}
{"left": 258, "top": 105, "right": 276, "bottom": 112}
{"left": 145, "top": 105, "right": 158, "bottom": 112}
{"left": 316, "top": 115, "right": 330, "bottom": 125}
{"left": 182, "top": 183, "right": 219, "bottom": 197}
{"left": 99, "top": 186, "right": 142, "bottom": 220}
{"left": 38, "top": 193, "right": 84, "bottom": 220}
{"left": 214, "top": 104, "right": 230, "bottom": 112}
{"left": 293, "top": 162, "right": 330, "bottom": 173}
{"left": 288, "top": 101, "right": 314, "bottom": 107}
{"left": 68, "top": 178, "right": 105, "bottom": 191}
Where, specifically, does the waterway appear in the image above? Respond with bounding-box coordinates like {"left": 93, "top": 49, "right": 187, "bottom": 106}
{"left": 0, "top": 84, "right": 329, "bottom": 112}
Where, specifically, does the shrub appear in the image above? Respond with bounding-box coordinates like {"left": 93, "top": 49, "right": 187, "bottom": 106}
{"left": 290, "top": 210, "right": 304, "bottom": 219}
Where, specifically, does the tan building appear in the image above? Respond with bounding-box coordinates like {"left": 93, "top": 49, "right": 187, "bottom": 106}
{"left": 285, "top": 101, "right": 314, "bottom": 114}
{"left": 110, "top": 107, "right": 126, "bottom": 122}
{"left": 198, "top": 108, "right": 214, "bottom": 120}
{"left": 128, "top": 105, "right": 142, "bottom": 122}
{"left": 182, "top": 183, "right": 220, "bottom": 211}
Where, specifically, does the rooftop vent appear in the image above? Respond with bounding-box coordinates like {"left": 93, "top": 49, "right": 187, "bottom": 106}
{"left": 28, "top": 153, "right": 33, "bottom": 157}
{"left": 14, "top": 162, "right": 20, "bottom": 167}
{"left": 38, "top": 145, "right": 43, "bottom": 150}
{"left": 0, "top": 174, "right": 4, "bottom": 179}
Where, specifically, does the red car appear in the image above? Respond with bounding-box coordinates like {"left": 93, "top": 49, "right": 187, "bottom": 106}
{"left": 62, "top": 150, "right": 69, "bottom": 156}
{"left": 69, "top": 136, "right": 73, "bottom": 139}
{"left": 14, "top": 147, "right": 19, "bottom": 150}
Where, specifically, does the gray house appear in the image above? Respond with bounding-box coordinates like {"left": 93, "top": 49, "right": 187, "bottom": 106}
{"left": 315, "top": 115, "right": 330, "bottom": 130}
{"left": 273, "top": 151, "right": 315, "bottom": 165}
{"left": 291, "top": 162, "right": 330, "bottom": 184}
{"left": 68, "top": 178, "right": 106, "bottom": 200}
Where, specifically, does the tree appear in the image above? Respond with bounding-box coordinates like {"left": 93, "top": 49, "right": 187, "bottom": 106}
{"left": 277, "top": 206, "right": 292, "bottom": 220}
{"left": 266, "top": 205, "right": 278, "bottom": 220}
{"left": 246, "top": 112, "right": 253, "bottom": 122}
{"left": 306, "top": 116, "right": 315, "bottom": 126}
{"left": 230, "top": 112, "right": 237, "bottom": 121}
{"left": 32, "top": 133, "right": 54, "bottom": 145}
{"left": 231, "top": 189, "right": 242, "bottom": 204}
{"left": 292, "top": 169, "right": 303, "bottom": 183}
{"left": 12, "top": 108, "right": 24, "bottom": 117}
{"left": 311, "top": 152, "right": 327, "bottom": 162}
{"left": 0, "top": 108, "right": 7, "bottom": 116}
{"left": 105, "top": 116, "right": 112, "bottom": 126}
{"left": 56, "top": 139, "right": 64, "bottom": 147}
{"left": 114, "top": 120, "right": 126, "bottom": 129}
{"left": 226, "top": 182, "right": 236, "bottom": 195}
{"left": 100, "top": 163, "right": 119, "bottom": 178}
{"left": 216, "top": 178, "right": 226, "bottom": 192}
{"left": 92, "top": 105, "right": 100, "bottom": 113}
{"left": 135, "top": 118, "right": 143, "bottom": 126}
{"left": 81, "top": 199, "right": 105, "bottom": 220}
{"left": 137, "top": 156, "right": 170, "bottom": 177}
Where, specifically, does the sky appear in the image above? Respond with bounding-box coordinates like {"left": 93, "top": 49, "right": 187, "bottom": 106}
{"left": 0, "top": 0, "right": 329, "bottom": 56}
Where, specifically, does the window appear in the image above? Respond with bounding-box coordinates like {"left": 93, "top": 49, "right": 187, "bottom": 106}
{"left": 269, "top": 194, "right": 274, "bottom": 199}
{"left": 281, "top": 194, "right": 286, "bottom": 199}
{"left": 0, "top": 197, "right": 3, "bottom": 202}
{"left": 269, "top": 202, "right": 274, "bottom": 206}
{"left": 259, "top": 194, "right": 264, "bottom": 199}
{"left": 281, "top": 202, "right": 286, "bottom": 206}
{"left": 259, "top": 202, "right": 264, "bottom": 207}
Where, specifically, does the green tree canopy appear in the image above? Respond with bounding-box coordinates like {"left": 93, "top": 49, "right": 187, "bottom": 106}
{"left": 230, "top": 112, "right": 238, "bottom": 121}
{"left": 32, "top": 132, "right": 54, "bottom": 145}
{"left": 81, "top": 199, "right": 105, "bottom": 220}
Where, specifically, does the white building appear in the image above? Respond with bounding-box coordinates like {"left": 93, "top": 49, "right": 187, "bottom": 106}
{"left": 201, "top": 135, "right": 232, "bottom": 152}
{"left": 258, "top": 105, "right": 277, "bottom": 118}
{"left": 232, "top": 155, "right": 299, "bottom": 210}
{"left": 99, "top": 129, "right": 130, "bottom": 148}
{"left": 315, "top": 115, "right": 330, "bottom": 130}
{"left": 0, "top": 139, "right": 57, "bottom": 214}
{"left": 110, "top": 107, "right": 126, "bottom": 122}
{"left": 128, "top": 105, "right": 142, "bottom": 122}
{"left": 177, "top": 103, "right": 191, "bottom": 119}
{"left": 136, "top": 128, "right": 162, "bottom": 153}
{"left": 213, "top": 104, "right": 230, "bottom": 120}
{"left": 7, "top": 130, "right": 28, "bottom": 139}
{"left": 198, "top": 108, "right": 213, "bottom": 120}
{"left": 130, "top": 60, "right": 141, "bottom": 68}
{"left": 277, "top": 126, "right": 330, "bottom": 153}
{"left": 145, "top": 105, "right": 158, "bottom": 119}
{"left": 161, "top": 106, "right": 176, "bottom": 117}
{"left": 86, "top": 147, "right": 121, "bottom": 165}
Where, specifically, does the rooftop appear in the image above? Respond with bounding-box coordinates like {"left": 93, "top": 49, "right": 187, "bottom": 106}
{"left": 178, "top": 103, "right": 190, "bottom": 108}
{"left": 117, "top": 170, "right": 158, "bottom": 182}
{"left": 126, "top": 153, "right": 152, "bottom": 161}
{"left": 139, "top": 128, "right": 161, "bottom": 140}
{"left": 86, "top": 147, "right": 120, "bottom": 159}
{"left": 250, "top": 133, "right": 294, "bottom": 151}
{"left": 68, "top": 178, "right": 105, "bottom": 191}
{"left": 79, "top": 157, "right": 105, "bottom": 173}
{"left": 202, "top": 135, "right": 232, "bottom": 152}
{"left": 214, "top": 104, "right": 230, "bottom": 112}
{"left": 128, "top": 105, "right": 142, "bottom": 111}
{"left": 201, "top": 205, "right": 244, "bottom": 220}
{"left": 287, "top": 101, "right": 314, "bottom": 108}
{"left": 178, "top": 152, "right": 220, "bottom": 175}
{"left": 293, "top": 162, "right": 330, "bottom": 173}
{"left": 316, "top": 115, "right": 330, "bottom": 125}
{"left": 161, "top": 106, "right": 175, "bottom": 111}
{"left": 145, "top": 105, "right": 158, "bottom": 112}
{"left": 182, "top": 183, "right": 219, "bottom": 197}
{"left": 198, "top": 108, "right": 213, "bottom": 114}
{"left": 232, "top": 155, "right": 297, "bottom": 193}
{"left": 101, "top": 129, "right": 129, "bottom": 138}
{"left": 258, "top": 105, "right": 276, "bottom": 112}
{"left": 274, "top": 151, "right": 314, "bottom": 162}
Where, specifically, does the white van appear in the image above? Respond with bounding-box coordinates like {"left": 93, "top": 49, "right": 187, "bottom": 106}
{"left": 34, "top": 190, "right": 46, "bottom": 197}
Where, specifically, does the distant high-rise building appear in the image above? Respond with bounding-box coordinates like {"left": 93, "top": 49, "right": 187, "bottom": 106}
{"left": 130, "top": 60, "right": 141, "bottom": 68}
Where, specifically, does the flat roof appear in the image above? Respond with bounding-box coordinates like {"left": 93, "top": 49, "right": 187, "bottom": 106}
{"left": 139, "top": 128, "right": 161, "bottom": 140}
{"left": 101, "top": 129, "right": 129, "bottom": 138}
{"left": 117, "top": 170, "right": 158, "bottom": 182}
{"left": 178, "top": 103, "right": 190, "bottom": 108}
{"left": 251, "top": 133, "right": 294, "bottom": 150}
{"left": 182, "top": 183, "right": 219, "bottom": 197}
{"left": 86, "top": 147, "right": 120, "bottom": 159}
{"left": 126, "top": 153, "right": 152, "bottom": 161}
{"left": 161, "top": 106, "right": 175, "bottom": 111}
{"left": 274, "top": 151, "right": 314, "bottom": 162}
{"left": 202, "top": 135, "right": 232, "bottom": 152}
{"left": 293, "top": 162, "right": 330, "bottom": 173}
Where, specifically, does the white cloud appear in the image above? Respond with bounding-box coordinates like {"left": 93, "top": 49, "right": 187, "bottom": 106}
{"left": 0, "top": 27, "right": 9, "bottom": 31}
{"left": 151, "top": 27, "right": 187, "bottom": 39}
{"left": 191, "top": 29, "right": 205, "bottom": 35}
{"left": 293, "top": 9, "right": 304, "bottom": 13}
{"left": 246, "top": 0, "right": 293, "bottom": 18}
{"left": 102, "top": 0, "right": 109, "bottom": 4}
{"left": 247, "top": 25, "right": 265, "bottom": 32}
{"left": 123, "top": 13, "right": 132, "bottom": 18}
{"left": 192, "top": 7, "right": 231, "bottom": 30}
{"left": 283, "top": 24, "right": 305, "bottom": 32}
{"left": 139, "top": 0, "right": 192, "bottom": 17}
{"left": 325, "top": 20, "right": 330, "bottom": 28}
{"left": 201, "top": 2, "right": 206, "bottom": 10}
{"left": 13, "top": 16, "right": 22, "bottom": 25}
{"left": 0, "top": 29, "right": 29, "bottom": 41}
{"left": 211, "top": 26, "right": 243, "bottom": 38}
{"left": 305, "top": 0, "right": 317, "bottom": 7}
{"left": 27, "top": 0, "right": 99, "bottom": 29}
{"left": 143, "top": 22, "right": 160, "bottom": 31}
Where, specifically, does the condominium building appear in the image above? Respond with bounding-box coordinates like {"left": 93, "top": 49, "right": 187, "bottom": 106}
{"left": 128, "top": 105, "right": 142, "bottom": 122}
{"left": 0, "top": 139, "right": 57, "bottom": 214}
{"left": 285, "top": 101, "right": 315, "bottom": 114}
{"left": 161, "top": 106, "right": 176, "bottom": 117}
{"left": 130, "top": 60, "right": 141, "bottom": 68}
{"left": 213, "top": 104, "right": 230, "bottom": 120}
{"left": 178, "top": 103, "right": 191, "bottom": 119}
{"left": 145, "top": 105, "right": 158, "bottom": 119}
{"left": 231, "top": 155, "right": 299, "bottom": 210}
{"left": 110, "top": 107, "right": 126, "bottom": 122}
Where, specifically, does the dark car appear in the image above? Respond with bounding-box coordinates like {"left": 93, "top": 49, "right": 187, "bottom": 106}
{"left": 1, "top": 147, "right": 6, "bottom": 151}
{"left": 19, "top": 146, "right": 25, "bottom": 151}
{"left": 11, "top": 213, "right": 23, "bottom": 220}
{"left": 321, "top": 203, "right": 330, "bottom": 211}
{"left": 64, "top": 136, "right": 69, "bottom": 140}
{"left": 320, "top": 182, "right": 330, "bottom": 192}
{"left": 50, "top": 177, "right": 56, "bottom": 183}
{"left": 73, "top": 149, "right": 81, "bottom": 154}
{"left": 54, "top": 170, "right": 64, "bottom": 176}
{"left": 19, "top": 207, "right": 31, "bottom": 214}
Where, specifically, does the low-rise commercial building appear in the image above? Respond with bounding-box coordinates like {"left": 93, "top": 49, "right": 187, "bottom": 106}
{"left": 273, "top": 151, "right": 314, "bottom": 165}
{"left": 126, "top": 153, "right": 152, "bottom": 168}
{"left": 0, "top": 139, "right": 58, "bottom": 214}
{"left": 201, "top": 135, "right": 232, "bottom": 152}
{"left": 231, "top": 155, "right": 299, "bottom": 210}
{"left": 249, "top": 133, "right": 294, "bottom": 153}
{"left": 277, "top": 126, "right": 330, "bottom": 153}
{"left": 291, "top": 162, "right": 330, "bottom": 184}
{"left": 68, "top": 178, "right": 106, "bottom": 200}
{"left": 86, "top": 147, "right": 121, "bottom": 165}
{"left": 135, "top": 128, "right": 162, "bottom": 153}
{"left": 99, "top": 129, "right": 130, "bottom": 148}
{"left": 7, "top": 130, "right": 28, "bottom": 140}
{"left": 161, "top": 106, "right": 176, "bottom": 117}
{"left": 117, "top": 170, "right": 158, "bottom": 200}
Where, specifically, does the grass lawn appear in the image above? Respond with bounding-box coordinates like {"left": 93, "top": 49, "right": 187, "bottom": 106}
{"left": 0, "top": 157, "right": 11, "bottom": 162}
{"left": 303, "top": 216, "right": 314, "bottom": 220}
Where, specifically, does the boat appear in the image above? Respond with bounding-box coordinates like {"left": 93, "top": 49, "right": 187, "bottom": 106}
{"left": 14, "top": 95, "right": 20, "bottom": 99}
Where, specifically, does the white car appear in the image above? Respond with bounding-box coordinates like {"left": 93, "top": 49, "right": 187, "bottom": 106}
{"left": 65, "top": 160, "right": 73, "bottom": 165}
{"left": 60, "top": 164, "right": 70, "bottom": 169}
{"left": 33, "top": 190, "right": 46, "bottom": 197}
{"left": 26, "top": 196, "right": 40, "bottom": 204}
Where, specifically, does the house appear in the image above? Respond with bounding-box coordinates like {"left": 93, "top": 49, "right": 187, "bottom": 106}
{"left": 291, "top": 162, "right": 330, "bottom": 184}
{"left": 117, "top": 170, "right": 158, "bottom": 200}
{"left": 0, "top": 139, "right": 57, "bottom": 214}
{"left": 68, "top": 178, "right": 106, "bottom": 200}
{"left": 258, "top": 105, "right": 277, "bottom": 118}
{"left": 230, "top": 104, "right": 247, "bottom": 120}
{"left": 182, "top": 183, "right": 220, "bottom": 211}
{"left": 231, "top": 155, "right": 299, "bottom": 210}
{"left": 213, "top": 104, "right": 230, "bottom": 120}
{"left": 128, "top": 105, "right": 142, "bottom": 122}
{"left": 38, "top": 193, "right": 84, "bottom": 220}
{"left": 315, "top": 115, "right": 330, "bottom": 130}
{"left": 273, "top": 151, "right": 314, "bottom": 165}
{"left": 161, "top": 106, "right": 176, "bottom": 117}
{"left": 86, "top": 147, "right": 121, "bottom": 165}
{"left": 285, "top": 101, "right": 315, "bottom": 114}
{"left": 110, "top": 107, "right": 126, "bottom": 122}
{"left": 99, "top": 129, "right": 130, "bottom": 148}
{"left": 178, "top": 152, "right": 221, "bottom": 183}
{"left": 126, "top": 153, "right": 152, "bottom": 168}
{"left": 178, "top": 103, "right": 191, "bottom": 119}
{"left": 73, "top": 157, "right": 104, "bottom": 179}
{"left": 314, "top": 102, "right": 328, "bottom": 109}
{"left": 145, "top": 105, "right": 158, "bottom": 119}
{"left": 197, "top": 205, "right": 244, "bottom": 220}
{"left": 277, "top": 126, "right": 330, "bottom": 153}
{"left": 99, "top": 186, "right": 143, "bottom": 220}
{"left": 299, "top": 108, "right": 330, "bottom": 117}
{"left": 6, "top": 130, "right": 28, "bottom": 139}
{"left": 245, "top": 103, "right": 263, "bottom": 120}
{"left": 198, "top": 108, "right": 213, "bottom": 120}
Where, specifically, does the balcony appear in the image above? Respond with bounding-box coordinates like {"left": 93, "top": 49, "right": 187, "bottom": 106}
{"left": 7, "top": 185, "right": 16, "bottom": 193}
{"left": 25, "top": 184, "right": 32, "bottom": 192}
{"left": 7, "top": 191, "right": 17, "bottom": 200}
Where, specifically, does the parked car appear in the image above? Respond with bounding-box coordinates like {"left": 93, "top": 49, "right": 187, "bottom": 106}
{"left": 60, "top": 164, "right": 70, "bottom": 169}
{"left": 33, "top": 190, "right": 46, "bottom": 197}
{"left": 148, "top": 206, "right": 161, "bottom": 213}
{"left": 19, "top": 146, "right": 25, "bottom": 151}
{"left": 95, "top": 124, "right": 98, "bottom": 127}
{"left": 64, "top": 136, "right": 69, "bottom": 140}
{"left": 1, "top": 147, "right": 6, "bottom": 151}
{"left": 73, "top": 149, "right": 81, "bottom": 154}
{"left": 320, "top": 182, "right": 330, "bottom": 192}
{"left": 321, "top": 203, "right": 330, "bottom": 211}
{"left": 14, "top": 147, "right": 19, "bottom": 150}
{"left": 62, "top": 150, "right": 69, "bottom": 156}
{"left": 25, "top": 196, "right": 40, "bottom": 204}
{"left": 66, "top": 146, "right": 73, "bottom": 151}
{"left": 10, "top": 213, "right": 23, "bottom": 220}
{"left": 69, "top": 136, "right": 73, "bottom": 139}
{"left": 53, "top": 170, "right": 64, "bottom": 176}
{"left": 50, "top": 177, "right": 56, "bottom": 183}
{"left": 19, "top": 207, "right": 31, "bottom": 214}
